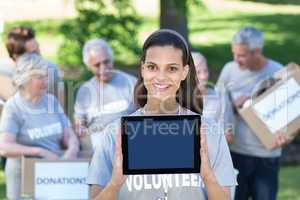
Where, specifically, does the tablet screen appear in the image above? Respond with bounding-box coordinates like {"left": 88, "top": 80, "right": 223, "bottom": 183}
{"left": 121, "top": 115, "right": 201, "bottom": 175}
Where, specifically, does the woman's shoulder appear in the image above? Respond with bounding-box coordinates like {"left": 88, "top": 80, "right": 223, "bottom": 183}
{"left": 97, "top": 108, "right": 146, "bottom": 149}
{"left": 180, "top": 107, "right": 202, "bottom": 116}
{"left": 181, "top": 107, "right": 218, "bottom": 127}
{"left": 128, "top": 108, "right": 143, "bottom": 116}
{"left": 100, "top": 118, "right": 122, "bottom": 143}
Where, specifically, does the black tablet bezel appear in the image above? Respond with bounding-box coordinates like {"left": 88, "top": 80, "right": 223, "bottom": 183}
{"left": 121, "top": 115, "right": 201, "bottom": 175}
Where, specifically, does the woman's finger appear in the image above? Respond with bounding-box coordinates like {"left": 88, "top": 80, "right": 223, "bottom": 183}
{"left": 115, "top": 129, "right": 123, "bottom": 167}
{"left": 200, "top": 124, "right": 207, "bottom": 143}
{"left": 200, "top": 124, "right": 208, "bottom": 159}
{"left": 116, "top": 129, "right": 122, "bottom": 155}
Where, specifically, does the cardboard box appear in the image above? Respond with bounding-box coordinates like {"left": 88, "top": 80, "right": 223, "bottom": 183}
{"left": 21, "top": 157, "right": 90, "bottom": 200}
{"left": 239, "top": 63, "right": 300, "bottom": 149}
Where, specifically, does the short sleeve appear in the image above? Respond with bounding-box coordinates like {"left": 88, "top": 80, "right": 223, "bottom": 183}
{"left": 86, "top": 121, "right": 118, "bottom": 187}
{"left": 0, "top": 101, "right": 20, "bottom": 135}
{"left": 212, "top": 133, "right": 237, "bottom": 187}
{"left": 203, "top": 117, "right": 237, "bottom": 187}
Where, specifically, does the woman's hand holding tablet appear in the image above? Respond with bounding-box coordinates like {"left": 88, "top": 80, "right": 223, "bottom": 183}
{"left": 110, "top": 130, "right": 127, "bottom": 190}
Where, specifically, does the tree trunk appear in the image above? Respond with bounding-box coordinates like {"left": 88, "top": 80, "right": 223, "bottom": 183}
{"left": 160, "top": 0, "right": 189, "bottom": 43}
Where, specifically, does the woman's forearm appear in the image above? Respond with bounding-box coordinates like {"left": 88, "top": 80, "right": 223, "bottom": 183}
{"left": 0, "top": 142, "right": 40, "bottom": 157}
{"left": 93, "top": 182, "right": 119, "bottom": 200}
{"left": 204, "top": 176, "right": 230, "bottom": 200}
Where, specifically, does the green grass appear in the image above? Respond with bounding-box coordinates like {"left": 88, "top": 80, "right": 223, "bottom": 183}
{"left": 0, "top": 171, "right": 6, "bottom": 199}
{"left": 278, "top": 166, "right": 300, "bottom": 200}
{"left": 0, "top": 166, "right": 299, "bottom": 199}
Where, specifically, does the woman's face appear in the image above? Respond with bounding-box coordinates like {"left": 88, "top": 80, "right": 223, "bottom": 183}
{"left": 25, "top": 74, "right": 48, "bottom": 97}
{"left": 25, "top": 38, "right": 40, "bottom": 54}
{"left": 195, "top": 60, "right": 209, "bottom": 89}
{"left": 141, "top": 45, "right": 189, "bottom": 101}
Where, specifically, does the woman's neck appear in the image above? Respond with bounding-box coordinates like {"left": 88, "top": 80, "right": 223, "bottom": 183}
{"left": 144, "top": 97, "right": 179, "bottom": 114}
{"left": 20, "top": 89, "right": 42, "bottom": 104}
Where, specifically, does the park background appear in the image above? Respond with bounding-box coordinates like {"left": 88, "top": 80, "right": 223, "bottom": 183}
{"left": 0, "top": 0, "right": 300, "bottom": 199}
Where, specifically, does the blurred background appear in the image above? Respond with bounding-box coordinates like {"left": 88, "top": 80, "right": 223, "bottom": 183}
{"left": 0, "top": 0, "right": 300, "bottom": 199}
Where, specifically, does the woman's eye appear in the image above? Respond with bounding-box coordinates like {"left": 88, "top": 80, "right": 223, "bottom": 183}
{"left": 169, "top": 66, "right": 178, "bottom": 72}
{"left": 146, "top": 65, "right": 157, "bottom": 71}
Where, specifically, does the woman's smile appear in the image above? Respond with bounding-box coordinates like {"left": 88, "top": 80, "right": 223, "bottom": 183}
{"left": 153, "top": 82, "right": 171, "bottom": 91}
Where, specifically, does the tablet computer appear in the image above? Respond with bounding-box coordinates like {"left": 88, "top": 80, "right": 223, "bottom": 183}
{"left": 121, "top": 115, "right": 201, "bottom": 175}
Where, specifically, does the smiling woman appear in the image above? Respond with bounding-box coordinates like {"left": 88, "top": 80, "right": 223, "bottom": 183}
{"left": 134, "top": 29, "right": 202, "bottom": 115}
{"left": 87, "top": 29, "right": 237, "bottom": 200}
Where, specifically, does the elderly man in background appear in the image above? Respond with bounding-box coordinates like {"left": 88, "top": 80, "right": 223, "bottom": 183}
{"left": 217, "top": 26, "right": 293, "bottom": 200}
{"left": 74, "top": 39, "right": 136, "bottom": 152}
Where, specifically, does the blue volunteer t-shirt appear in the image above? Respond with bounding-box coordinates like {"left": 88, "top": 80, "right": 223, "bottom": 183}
{"left": 0, "top": 92, "right": 70, "bottom": 199}
{"left": 87, "top": 108, "right": 237, "bottom": 200}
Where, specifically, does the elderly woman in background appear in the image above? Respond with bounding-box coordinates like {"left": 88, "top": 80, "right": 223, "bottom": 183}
{"left": 0, "top": 53, "right": 79, "bottom": 200}
{"left": 74, "top": 39, "right": 136, "bottom": 152}
{"left": 192, "top": 52, "right": 235, "bottom": 144}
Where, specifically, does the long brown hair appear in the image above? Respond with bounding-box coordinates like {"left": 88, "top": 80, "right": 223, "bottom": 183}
{"left": 6, "top": 26, "right": 36, "bottom": 61}
{"left": 134, "top": 29, "right": 203, "bottom": 114}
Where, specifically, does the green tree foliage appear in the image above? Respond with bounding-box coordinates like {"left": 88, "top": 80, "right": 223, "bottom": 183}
{"left": 58, "top": 0, "right": 140, "bottom": 76}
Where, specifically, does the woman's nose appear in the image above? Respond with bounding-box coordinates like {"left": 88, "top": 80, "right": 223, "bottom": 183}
{"left": 157, "top": 69, "right": 167, "bottom": 80}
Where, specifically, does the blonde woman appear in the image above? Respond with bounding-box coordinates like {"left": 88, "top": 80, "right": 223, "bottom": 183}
{"left": 0, "top": 53, "right": 79, "bottom": 200}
